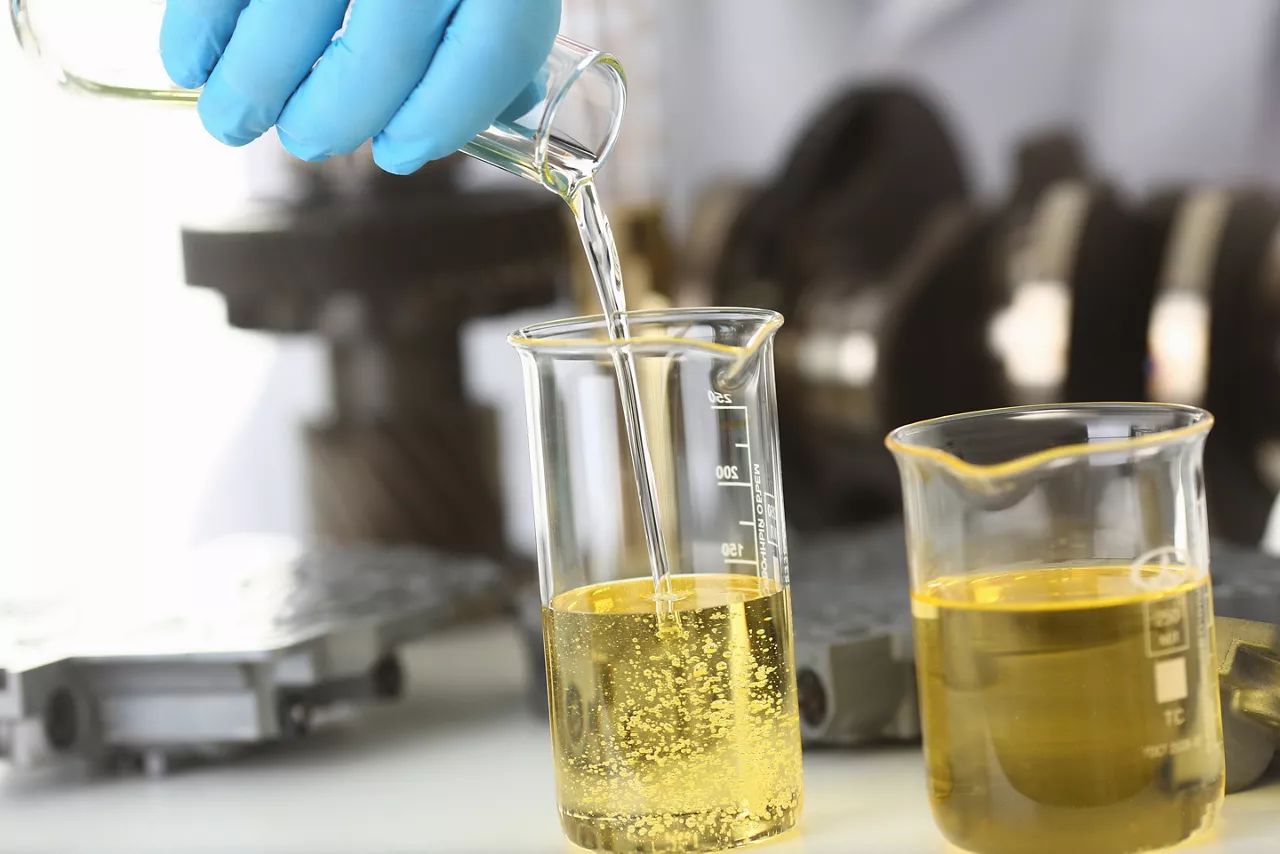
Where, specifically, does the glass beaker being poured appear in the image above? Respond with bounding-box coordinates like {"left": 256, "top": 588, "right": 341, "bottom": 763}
{"left": 9, "top": 1, "right": 626, "bottom": 197}
{"left": 886, "top": 403, "right": 1224, "bottom": 854}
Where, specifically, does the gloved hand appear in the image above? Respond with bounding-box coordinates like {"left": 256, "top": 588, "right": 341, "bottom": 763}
{"left": 160, "top": 0, "right": 561, "bottom": 174}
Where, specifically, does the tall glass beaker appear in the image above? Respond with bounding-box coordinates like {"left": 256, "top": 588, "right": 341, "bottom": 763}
{"left": 886, "top": 404, "right": 1224, "bottom": 854}
{"left": 510, "top": 308, "right": 803, "bottom": 853}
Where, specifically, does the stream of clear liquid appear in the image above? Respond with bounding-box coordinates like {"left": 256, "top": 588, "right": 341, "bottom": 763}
{"left": 567, "top": 181, "right": 673, "bottom": 598}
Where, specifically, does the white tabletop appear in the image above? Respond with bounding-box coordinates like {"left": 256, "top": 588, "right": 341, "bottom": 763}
{"left": 2, "top": 623, "right": 1276, "bottom": 854}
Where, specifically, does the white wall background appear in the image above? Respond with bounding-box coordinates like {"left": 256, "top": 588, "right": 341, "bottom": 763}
{"left": 0, "top": 42, "right": 327, "bottom": 599}
{"left": 656, "top": 0, "right": 1280, "bottom": 228}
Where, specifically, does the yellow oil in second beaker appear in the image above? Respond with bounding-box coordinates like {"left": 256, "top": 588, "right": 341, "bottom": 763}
{"left": 912, "top": 564, "right": 1223, "bottom": 854}
{"left": 543, "top": 573, "right": 803, "bottom": 853}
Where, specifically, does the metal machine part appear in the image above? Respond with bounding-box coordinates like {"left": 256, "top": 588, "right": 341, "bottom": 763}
{"left": 1216, "top": 617, "right": 1280, "bottom": 793}
{"left": 772, "top": 205, "right": 1006, "bottom": 525}
{"left": 685, "top": 99, "right": 1280, "bottom": 547}
{"left": 777, "top": 136, "right": 1095, "bottom": 525}
{"left": 698, "top": 86, "right": 970, "bottom": 314}
{"left": 1249, "top": 226, "right": 1280, "bottom": 489}
{"left": 687, "top": 116, "right": 1128, "bottom": 532}
{"left": 1210, "top": 539, "right": 1280, "bottom": 792}
{"left": 181, "top": 154, "right": 569, "bottom": 558}
{"left": 988, "top": 181, "right": 1280, "bottom": 546}
{"left": 1140, "top": 189, "right": 1280, "bottom": 546}
{"left": 788, "top": 524, "right": 917, "bottom": 747}
{"left": 1146, "top": 190, "right": 1233, "bottom": 407}
{"left": 990, "top": 179, "right": 1163, "bottom": 406}
{"left": 0, "top": 536, "right": 507, "bottom": 776}
{"left": 688, "top": 85, "right": 971, "bottom": 530}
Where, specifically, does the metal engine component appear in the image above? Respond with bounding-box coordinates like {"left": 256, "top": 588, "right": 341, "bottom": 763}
{"left": 789, "top": 524, "right": 917, "bottom": 746}
{"left": 181, "top": 154, "right": 568, "bottom": 558}
{"left": 686, "top": 100, "right": 1280, "bottom": 548}
{"left": 1216, "top": 617, "right": 1280, "bottom": 794}
{"left": 1140, "top": 189, "right": 1280, "bottom": 546}
{"left": 0, "top": 536, "right": 506, "bottom": 775}
{"left": 690, "top": 85, "right": 972, "bottom": 530}
{"left": 1209, "top": 539, "right": 1280, "bottom": 792}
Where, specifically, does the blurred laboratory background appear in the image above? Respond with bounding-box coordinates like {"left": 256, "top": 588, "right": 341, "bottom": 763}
{"left": 6, "top": 0, "right": 1280, "bottom": 850}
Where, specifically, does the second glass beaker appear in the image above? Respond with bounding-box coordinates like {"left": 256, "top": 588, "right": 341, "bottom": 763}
{"left": 887, "top": 404, "right": 1224, "bottom": 854}
{"left": 510, "top": 308, "right": 803, "bottom": 853}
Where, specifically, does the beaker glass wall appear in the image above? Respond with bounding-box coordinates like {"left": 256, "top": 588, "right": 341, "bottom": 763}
{"left": 510, "top": 308, "right": 803, "bottom": 853}
{"left": 887, "top": 403, "right": 1224, "bottom": 854}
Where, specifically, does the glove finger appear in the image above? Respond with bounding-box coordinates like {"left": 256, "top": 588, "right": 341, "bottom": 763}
{"left": 277, "top": 0, "right": 458, "bottom": 162}
{"left": 160, "top": 0, "right": 251, "bottom": 90}
{"left": 372, "top": 0, "right": 560, "bottom": 174}
{"left": 197, "top": 0, "right": 349, "bottom": 147}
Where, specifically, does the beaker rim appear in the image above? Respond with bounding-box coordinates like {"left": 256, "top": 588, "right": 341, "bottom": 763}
{"left": 884, "top": 402, "right": 1214, "bottom": 478}
{"left": 536, "top": 42, "right": 627, "bottom": 184}
{"left": 508, "top": 307, "right": 784, "bottom": 356}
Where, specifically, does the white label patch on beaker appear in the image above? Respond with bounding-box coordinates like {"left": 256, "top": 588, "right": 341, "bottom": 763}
{"left": 1132, "top": 546, "right": 1195, "bottom": 661}
{"left": 1144, "top": 596, "right": 1191, "bottom": 658}
{"left": 1154, "top": 657, "right": 1189, "bottom": 704}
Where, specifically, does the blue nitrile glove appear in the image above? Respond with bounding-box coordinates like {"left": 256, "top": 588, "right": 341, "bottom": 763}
{"left": 160, "top": 0, "right": 561, "bottom": 175}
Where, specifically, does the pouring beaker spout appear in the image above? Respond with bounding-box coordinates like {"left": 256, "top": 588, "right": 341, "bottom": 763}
{"left": 886, "top": 402, "right": 1213, "bottom": 480}
{"left": 885, "top": 402, "right": 1215, "bottom": 576}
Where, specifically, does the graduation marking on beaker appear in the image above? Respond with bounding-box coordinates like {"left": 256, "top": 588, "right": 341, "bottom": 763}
{"left": 711, "top": 397, "right": 762, "bottom": 572}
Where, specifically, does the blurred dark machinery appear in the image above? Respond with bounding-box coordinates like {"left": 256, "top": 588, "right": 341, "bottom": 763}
{"left": 181, "top": 155, "right": 569, "bottom": 560}
{"left": 681, "top": 84, "right": 1280, "bottom": 549}
{"left": 788, "top": 523, "right": 915, "bottom": 748}
{"left": 684, "top": 85, "right": 978, "bottom": 527}
{"left": 1142, "top": 187, "right": 1280, "bottom": 544}
{"left": 1213, "top": 540, "right": 1280, "bottom": 793}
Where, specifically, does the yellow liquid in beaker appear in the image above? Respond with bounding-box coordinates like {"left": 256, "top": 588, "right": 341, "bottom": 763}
{"left": 543, "top": 574, "right": 803, "bottom": 853}
{"left": 913, "top": 565, "right": 1224, "bottom": 854}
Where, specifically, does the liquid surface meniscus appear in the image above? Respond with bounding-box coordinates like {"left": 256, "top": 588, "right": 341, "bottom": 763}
{"left": 544, "top": 573, "right": 803, "bottom": 852}
{"left": 913, "top": 565, "right": 1224, "bottom": 854}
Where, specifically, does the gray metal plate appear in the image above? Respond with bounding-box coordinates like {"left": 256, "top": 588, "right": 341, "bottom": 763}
{"left": 0, "top": 536, "right": 507, "bottom": 672}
